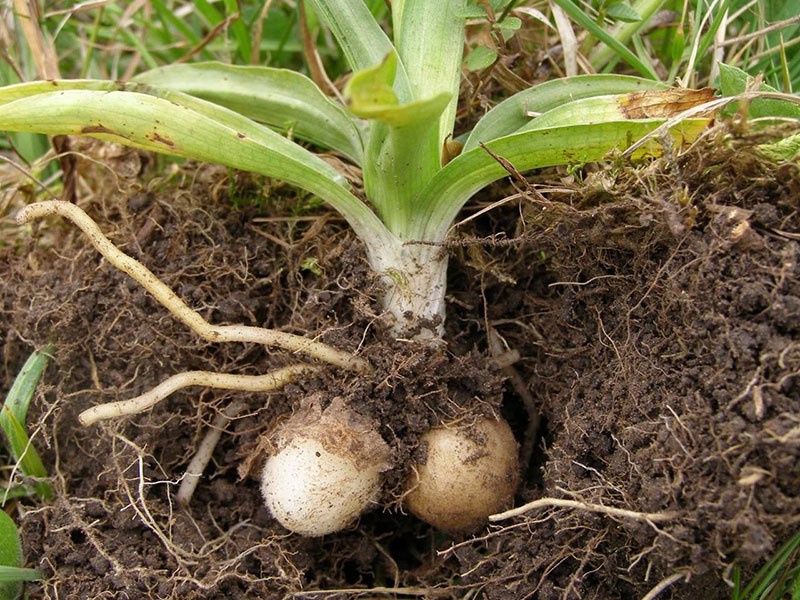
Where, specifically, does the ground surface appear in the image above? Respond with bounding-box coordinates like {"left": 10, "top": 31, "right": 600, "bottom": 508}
{"left": 1, "top": 122, "right": 798, "bottom": 599}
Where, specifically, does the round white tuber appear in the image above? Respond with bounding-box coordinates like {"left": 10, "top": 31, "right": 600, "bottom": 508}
{"left": 404, "top": 416, "right": 519, "bottom": 533}
{"left": 261, "top": 398, "right": 391, "bottom": 537}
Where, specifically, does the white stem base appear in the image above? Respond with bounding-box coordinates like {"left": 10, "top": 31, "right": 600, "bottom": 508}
{"left": 367, "top": 243, "right": 449, "bottom": 340}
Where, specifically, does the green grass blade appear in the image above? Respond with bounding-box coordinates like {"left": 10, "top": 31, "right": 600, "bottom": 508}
{"left": 222, "top": 0, "right": 252, "bottom": 63}
{"left": 0, "top": 509, "right": 23, "bottom": 599}
{"left": 588, "top": 0, "right": 667, "bottom": 70}
{"left": 0, "top": 349, "right": 50, "bottom": 428}
{"left": 464, "top": 74, "right": 668, "bottom": 151}
{"left": 417, "top": 119, "right": 707, "bottom": 241}
{"left": 551, "top": 0, "right": 659, "bottom": 79}
{"left": 740, "top": 529, "right": 800, "bottom": 599}
{"left": 0, "top": 566, "right": 42, "bottom": 583}
{"left": 0, "top": 487, "right": 30, "bottom": 506}
{"left": 0, "top": 348, "right": 52, "bottom": 501}
{"left": 134, "top": 62, "right": 364, "bottom": 163}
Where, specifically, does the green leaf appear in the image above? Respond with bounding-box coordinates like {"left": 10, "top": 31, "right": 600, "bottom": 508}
{"left": 0, "top": 348, "right": 52, "bottom": 501}
{"left": 134, "top": 62, "right": 364, "bottom": 163}
{"left": 758, "top": 133, "right": 800, "bottom": 162}
{"left": 466, "top": 46, "right": 498, "bottom": 72}
{"left": 588, "top": 0, "right": 667, "bottom": 71}
{"left": 0, "top": 349, "right": 50, "bottom": 428}
{"left": 0, "top": 410, "right": 50, "bottom": 501}
{"left": 0, "top": 510, "right": 23, "bottom": 599}
{"left": 0, "top": 488, "right": 30, "bottom": 506}
{"left": 0, "top": 81, "right": 391, "bottom": 250}
{"left": 392, "top": 0, "right": 467, "bottom": 142}
{"left": 0, "top": 566, "right": 41, "bottom": 584}
{"left": 718, "top": 63, "right": 800, "bottom": 120}
{"left": 417, "top": 119, "right": 707, "bottom": 241}
{"left": 344, "top": 52, "right": 400, "bottom": 115}
{"left": 606, "top": 2, "right": 641, "bottom": 22}
{"left": 345, "top": 53, "right": 452, "bottom": 126}
{"left": 305, "top": 0, "right": 411, "bottom": 102}
{"left": 464, "top": 74, "right": 667, "bottom": 151}
{"left": 344, "top": 53, "right": 450, "bottom": 237}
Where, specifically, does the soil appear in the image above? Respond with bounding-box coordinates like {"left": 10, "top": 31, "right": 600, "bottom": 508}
{"left": 1, "top": 122, "right": 798, "bottom": 599}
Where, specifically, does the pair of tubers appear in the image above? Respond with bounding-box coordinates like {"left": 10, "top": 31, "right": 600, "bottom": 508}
{"left": 261, "top": 398, "right": 519, "bottom": 536}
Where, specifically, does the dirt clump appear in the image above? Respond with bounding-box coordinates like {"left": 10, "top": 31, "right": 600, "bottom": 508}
{"left": 1, "top": 124, "right": 798, "bottom": 599}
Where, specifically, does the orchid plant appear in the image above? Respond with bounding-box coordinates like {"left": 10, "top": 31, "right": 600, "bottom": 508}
{"left": 1, "top": 0, "right": 709, "bottom": 339}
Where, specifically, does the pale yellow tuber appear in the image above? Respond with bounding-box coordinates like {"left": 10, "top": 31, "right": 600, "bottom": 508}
{"left": 404, "top": 417, "right": 519, "bottom": 532}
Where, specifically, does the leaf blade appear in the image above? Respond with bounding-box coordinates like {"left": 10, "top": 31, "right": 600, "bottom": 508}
{"left": 0, "top": 82, "right": 391, "bottom": 248}
{"left": 464, "top": 75, "right": 668, "bottom": 152}
{"left": 418, "top": 119, "right": 710, "bottom": 241}
{"left": 134, "top": 62, "right": 364, "bottom": 163}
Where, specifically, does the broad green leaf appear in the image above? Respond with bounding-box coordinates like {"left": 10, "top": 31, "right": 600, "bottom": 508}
{"left": 416, "top": 119, "right": 709, "bottom": 241}
{"left": 345, "top": 53, "right": 451, "bottom": 126}
{"left": 520, "top": 87, "right": 715, "bottom": 132}
{"left": 0, "top": 510, "right": 23, "bottom": 599}
{"left": 134, "top": 62, "right": 364, "bottom": 163}
{"left": 718, "top": 63, "right": 800, "bottom": 120}
{"left": 466, "top": 46, "right": 498, "bottom": 72}
{"left": 392, "top": 0, "right": 466, "bottom": 144}
{"left": 0, "top": 82, "right": 391, "bottom": 249}
{"left": 305, "top": 0, "right": 412, "bottom": 102}
{"left": 464, "top": 75, "right": 667, "bottom": 151}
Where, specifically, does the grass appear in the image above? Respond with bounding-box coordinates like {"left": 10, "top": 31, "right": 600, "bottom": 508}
{"left": 732, "top": 528, "right": 800, "bottom": 600}
{"left": 0, "top": 348, "right": 51, "bottom": 600}
{"left": 1, "top": 346, "right": 52, "bottom": 504}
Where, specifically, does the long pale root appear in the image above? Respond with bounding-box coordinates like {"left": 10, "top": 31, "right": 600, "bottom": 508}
{"left": 16, "top": 201, "right": 370, "bottom": 373}
{"left": 79, "top": 365, "right": 316, "bottom": 425}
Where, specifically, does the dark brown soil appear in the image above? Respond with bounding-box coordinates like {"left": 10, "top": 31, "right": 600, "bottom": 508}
{"left": 1, "top": 123, "right": 798, "bottom": 599}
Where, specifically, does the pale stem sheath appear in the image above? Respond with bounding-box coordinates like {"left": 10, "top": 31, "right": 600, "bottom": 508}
{"left": 489, "top": 498, "right": 678, "bottom": 524}
{"left": 15, "top": 201, "right": 370, "bottom": 373}
{"left": 176, "top": 400, "right": 246, "bottom": 506}
{"left": 79, "top": 365, "right": 316, "bottom": 425}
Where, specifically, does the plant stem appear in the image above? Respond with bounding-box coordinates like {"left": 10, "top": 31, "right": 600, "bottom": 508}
{"left": 366, "top": 241, "right": 450, "bottom": 339}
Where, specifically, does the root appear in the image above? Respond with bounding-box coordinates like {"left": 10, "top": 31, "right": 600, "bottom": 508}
{"left": 640, "top": 572, "right": 687, "bottom": 600}
{"left": 489, "top": 497, "right": 678, "bottom": 524}
{"left": 16, "top": 201, "right": 370, "bottom": 373}
{"left": 177, "top": 400, "right": 247, "bottom": 506}
{"left": 78, "top": 365, "right": 316, "bottom": 426}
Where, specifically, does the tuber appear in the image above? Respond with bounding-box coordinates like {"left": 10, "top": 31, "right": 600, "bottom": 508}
{"left": 261, "top": 398, "right": 391, "bottom": 537}
{"left": 404, "top": 417, "right": 519, "bottom": 532}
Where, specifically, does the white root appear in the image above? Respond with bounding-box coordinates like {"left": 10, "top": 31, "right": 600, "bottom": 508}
{"left": 79, "top": 365, "right": 317, "bottom": 426}
{"left": 176, "top": 400, "right": 246, "bottom": 506}
{"left": 489, "top": 497, "right": 678, "bottom": 524}
{"left": 16, "top": 201, "right": 370, "bottom": 374}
